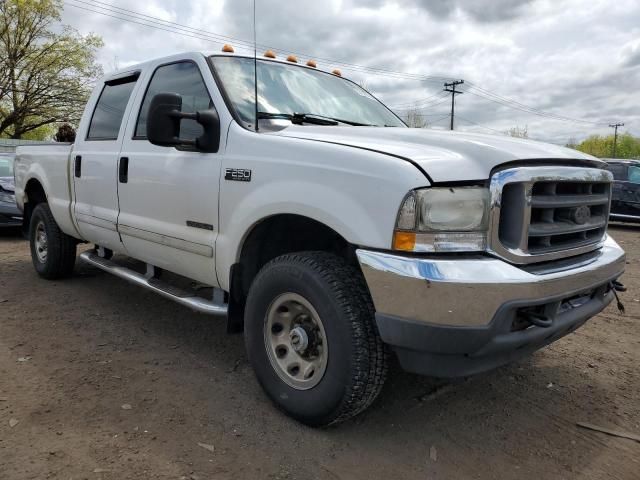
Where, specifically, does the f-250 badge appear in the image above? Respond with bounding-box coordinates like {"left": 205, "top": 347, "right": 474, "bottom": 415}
{"left": 225, "top": 168, "right": 252, "bottom": 182}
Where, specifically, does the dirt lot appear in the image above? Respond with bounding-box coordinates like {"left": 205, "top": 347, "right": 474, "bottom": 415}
{"left": 1, "top": 226, "right": 639, "bottom": 480}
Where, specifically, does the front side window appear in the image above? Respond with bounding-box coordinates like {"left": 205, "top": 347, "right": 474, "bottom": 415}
{"left": 210, "top": 56, "right": 405, "bottom": 128}
{"left": 628, "top": 166, "right": 640, "bottom": 184}
{"left": 87, "top": 78, "right": 137, "bottom": 140}
{"left": 136, "top": 62, "right": 212, "bottom": 140}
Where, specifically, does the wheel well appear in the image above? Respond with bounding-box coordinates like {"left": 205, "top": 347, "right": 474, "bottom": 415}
{"left": 22, "top": 179, "right": 47, "bottom": 234}
{"left": 226, "top": 214, "right": 357, "bottom": 332}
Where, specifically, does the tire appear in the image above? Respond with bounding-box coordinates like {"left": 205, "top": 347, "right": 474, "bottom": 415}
{"left": 29, "top": 203, "right": 77, "bottom": 279}
{"left": 244, "top": 251, "right": 388, "bottom": 426}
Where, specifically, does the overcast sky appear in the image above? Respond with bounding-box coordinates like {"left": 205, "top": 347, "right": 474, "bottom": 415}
{"left": 61, "top": 0, "right": 640, "bottom": 144}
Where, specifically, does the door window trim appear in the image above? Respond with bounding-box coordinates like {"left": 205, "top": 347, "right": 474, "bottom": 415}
{"left": 85, "top": 72, "right": 140, "bottom": 142}
{"left": 131, "top": 59, "right": 215, "bottom": 141}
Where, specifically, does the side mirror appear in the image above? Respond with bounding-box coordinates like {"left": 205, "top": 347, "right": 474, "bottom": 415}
{"left": 146, "top": 92, "right": 220, "bottom": 153}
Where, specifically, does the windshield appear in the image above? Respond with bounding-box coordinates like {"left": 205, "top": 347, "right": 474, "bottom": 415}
{"left": 210, "top": 56, "right": 405, "bottom": 128}
{"left": 0, "top": 156, "right": 14, "bottom": 177}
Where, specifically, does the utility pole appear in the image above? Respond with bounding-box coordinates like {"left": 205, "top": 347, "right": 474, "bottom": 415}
{"left": 609, "top": 122, "right": 624, "bottom": 158}
{"left": 444, "top": 80, "right": 464, "bottom": 130}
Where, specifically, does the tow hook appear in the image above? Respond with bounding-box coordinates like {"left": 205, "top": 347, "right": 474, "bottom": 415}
{"left": 610, "top": 280, "right": 626, "bottom": 314}
{"left": 523, "top": 311, "right": 553, "bottom": 328}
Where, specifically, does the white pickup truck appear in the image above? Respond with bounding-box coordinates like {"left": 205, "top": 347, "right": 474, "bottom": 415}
{"left": 14, "top": 50, "right": 626, "bottom": 426}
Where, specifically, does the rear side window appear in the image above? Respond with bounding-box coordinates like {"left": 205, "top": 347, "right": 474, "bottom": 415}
{"left": 135, "top": 61, "right": 212, "bottom": 140}
{"left": 606, "top": 163, "right": 626, "bottom": 180}
{"left": 87, "top": 77, "right": 138, "bottom": 140}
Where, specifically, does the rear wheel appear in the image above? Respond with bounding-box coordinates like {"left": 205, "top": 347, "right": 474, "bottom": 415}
{"left": 244, "top": 252, "right": 388, "bottom": 426}
{"left": 29, "top": 203, "right": 77, "bottom": 279}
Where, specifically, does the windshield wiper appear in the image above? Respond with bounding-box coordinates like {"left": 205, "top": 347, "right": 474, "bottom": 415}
{"left": 258, "top": 112, "right": 337, "bottom": 126}
{"left": 258, "top": 111, "right": 374, "bottom": 127}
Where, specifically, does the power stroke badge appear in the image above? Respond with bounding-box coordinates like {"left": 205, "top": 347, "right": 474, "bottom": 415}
{"left": 225, "top": 168, "right": 252, "bottom": 182}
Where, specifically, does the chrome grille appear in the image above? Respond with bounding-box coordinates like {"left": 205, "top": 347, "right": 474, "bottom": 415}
{"left": 489, "top": 166, "right": 613, "bottom": 264}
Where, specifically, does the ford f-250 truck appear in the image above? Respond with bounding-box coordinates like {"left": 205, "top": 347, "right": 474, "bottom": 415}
{"left": 14, "top": 50, "right": 626, "bottom": 426}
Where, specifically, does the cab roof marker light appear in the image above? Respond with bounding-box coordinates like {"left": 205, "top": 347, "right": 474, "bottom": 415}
{"left": 286, "top": 55, "right": 298, "bottom": 63}
{"left": 306, "top": 60, "right": 317, "bottom": 68}
{"left": 222, "top": 44, "right": 235, "bottom": 53}
{"left": 332, "top": 69, "right": 342, "bottom": 77}
{"left": 264, "top": 50, "right": 276, "bottom": 58}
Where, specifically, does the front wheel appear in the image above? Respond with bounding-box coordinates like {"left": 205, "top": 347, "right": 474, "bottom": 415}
{"left": 244, "top": 252, "right": 388, "bottom": 426}
{"left": 29, "top": 203, "right": 77, "bottom": 279}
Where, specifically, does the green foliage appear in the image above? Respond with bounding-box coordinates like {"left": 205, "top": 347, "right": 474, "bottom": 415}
{"left": 567, "top": 133, "right": 640, "bottom": 159}
{"left": 16, "top": 122, "right": 55, "bottom": 140}
{"left": 0, "top": 0, "right": 103, "bottom": 139}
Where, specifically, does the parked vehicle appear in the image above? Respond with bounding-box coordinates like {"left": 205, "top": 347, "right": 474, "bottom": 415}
{"left": 14, "top": 50, "right": 626, "bottom": 426}
{"left": 0, "top": 153, "right": 22, "bottom": 228}
{"left": 603, "top": 159, "right": 640, "bottom": 223}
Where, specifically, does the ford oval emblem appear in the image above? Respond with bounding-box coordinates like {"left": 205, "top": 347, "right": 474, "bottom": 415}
{"left": 572, "top": 205, "right": 591, "bottom": 225}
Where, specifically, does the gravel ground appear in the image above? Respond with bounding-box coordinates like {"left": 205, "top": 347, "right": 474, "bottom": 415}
{"left": 1, "top": 225, "right": 639, "bottom": 480}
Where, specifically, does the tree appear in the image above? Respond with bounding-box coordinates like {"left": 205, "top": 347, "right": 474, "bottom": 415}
{"left": 0, "top": 0, "right": 103, "bottom": 139}
{"left": 505, "top": 125, "right": 528, "bottom": 138}
{"left": 403, "top": 108, "right": 429, "bottom": 128}
{"left": 567, "top": 133, "right": 640, "bottom": 159}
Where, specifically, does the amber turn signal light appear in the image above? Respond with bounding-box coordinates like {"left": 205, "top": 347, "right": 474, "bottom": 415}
{"left": 392, "top": 231, "right": 416, "bottom": 251}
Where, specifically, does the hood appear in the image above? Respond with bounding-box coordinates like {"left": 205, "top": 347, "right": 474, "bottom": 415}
{"left": 273, "top": 126, "right": 602, "bottom": 182}
{"left": 0, "top": 177, "right": 15, "bottom": 193}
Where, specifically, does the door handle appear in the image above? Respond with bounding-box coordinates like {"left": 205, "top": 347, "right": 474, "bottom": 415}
{"left": 74, "top": 155, "right": 82, "bottom": 178}
{"left": 119, "top": 157, "right": 129, "bottom": 183}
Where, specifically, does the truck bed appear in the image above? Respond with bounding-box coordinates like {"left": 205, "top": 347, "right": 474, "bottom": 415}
{"left": 14, "top": 143, "right": 79, "bottom": 238}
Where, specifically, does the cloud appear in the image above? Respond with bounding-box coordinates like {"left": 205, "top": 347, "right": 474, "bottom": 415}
{"left": 621, "top": 39, "right": 640, "bottom": 68}
{"left": 398, "top": 0, "right": 533, "bottom": 22}
{"left": 60, "top": 0, "right": 640, "bottom": 143}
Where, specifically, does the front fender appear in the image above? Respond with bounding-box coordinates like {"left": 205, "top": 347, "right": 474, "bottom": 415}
{"left": 215, "top": 124, "right": 429, "bottom": 290}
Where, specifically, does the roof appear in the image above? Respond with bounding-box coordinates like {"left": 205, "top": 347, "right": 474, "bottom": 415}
{"left": 101, "top": 51, "right": 343, "bottom": 83}
{"left": 603, "top": 158, "right": 640, "bottom": 165}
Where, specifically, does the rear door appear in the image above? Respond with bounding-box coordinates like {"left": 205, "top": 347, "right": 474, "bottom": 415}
{"left": 72, "top": 73, "right": 139, "bottom": 251}
{"left": 116, "top": 59, "right": 222, "bottom": 286}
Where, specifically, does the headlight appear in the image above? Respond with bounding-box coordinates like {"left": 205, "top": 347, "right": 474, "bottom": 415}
{"left": 0, "top": 190, "right": 15, "bottom": 204}
{"left": 393, "top": 187, "right": 490, "bottom": 252}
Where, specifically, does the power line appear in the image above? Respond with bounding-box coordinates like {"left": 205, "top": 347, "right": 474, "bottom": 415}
{"left": 64, "top": 0, "right": 455, "bottom": 83}
{"left": 392, "top": 96, "right": 451, "bottom": 112}
{"left": 455, "top": 116, "right": 505, "bottom": 135}
{"left": 443, "top": 80, "right": 464, "bottom": 130}
{"left": 63, "top": 0, "right": 623, "bottom": 131}
{"left": 464, "top": 83, "right": 612, "bottom": 126}
{"left": 389, "top": 91, "right": 447, "bottom": 108}
{"left": 428, "top": 113, "right": 454, "bottom": 124}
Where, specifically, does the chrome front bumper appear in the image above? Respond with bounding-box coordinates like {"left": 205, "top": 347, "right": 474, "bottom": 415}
{"left": 357, "top": 235, "right": 625, "bottom": 377}
{"left": 357, "top": 235, "right": 625, "bottom": 328}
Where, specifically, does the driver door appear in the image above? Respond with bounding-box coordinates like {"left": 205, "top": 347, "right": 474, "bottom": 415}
{"left": 116, "top": 60, "right": 222, "bottom": 286}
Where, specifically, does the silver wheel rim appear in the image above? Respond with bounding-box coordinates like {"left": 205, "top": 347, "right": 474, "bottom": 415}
{"left": 264, "top": 292, "right": 328, "bottom": 390}
{"left": 34, "top": 221, "right": 48, "bottom": 263}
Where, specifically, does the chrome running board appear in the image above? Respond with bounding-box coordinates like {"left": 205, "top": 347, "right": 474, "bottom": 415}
{"left": 79, "top": 251, "right": 228, "bottom": 316}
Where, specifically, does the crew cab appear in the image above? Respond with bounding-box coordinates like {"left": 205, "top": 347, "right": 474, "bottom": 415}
{"left": 14, "top": 50, "right": 626, "bottom": 426}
